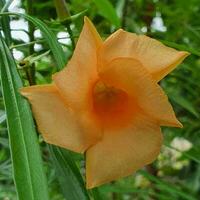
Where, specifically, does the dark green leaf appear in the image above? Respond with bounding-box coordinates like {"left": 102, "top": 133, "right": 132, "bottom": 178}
{"left": 140, "top": 171, "right": 196, "bottom": 200}
{"left": 49, "top": 146, "right": 90, "bottom": 200}
{"left": 0, "top": 35, "right": 49, "bottom": 200}
{"left": 169, "top": 94, "right": 199, "bottom": 118}
{"left": 0, "top": 0, "right": 12, "bottom": 46}
{"left": 160, "top": 40, "right": 200, "bottom": 57}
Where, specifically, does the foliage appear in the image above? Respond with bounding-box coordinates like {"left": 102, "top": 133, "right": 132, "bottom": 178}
{"left": 0, "top": 0, "right": 200, "bottom": 199}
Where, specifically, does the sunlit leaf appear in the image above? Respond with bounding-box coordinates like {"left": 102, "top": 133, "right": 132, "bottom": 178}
{"left": 93, "top": 0, "right": 120, "bottom": 27}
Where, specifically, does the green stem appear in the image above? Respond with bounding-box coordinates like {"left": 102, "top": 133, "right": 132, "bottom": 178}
{"left": 66, "top": 23, "right": 75, "bottom": 49}
{"left": 54, "top": 0, "right": 70, "bottom": 20}
{"left": 26, "top": 0, "right": 35, "bottom": 85}
{"left": 54, "top": 0, "right": 75, "bottom": 49}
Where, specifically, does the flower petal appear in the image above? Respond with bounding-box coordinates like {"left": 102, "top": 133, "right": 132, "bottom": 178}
{"left": 86, "top": 114, "right": 162, "bottom": 188}
{"left": 99, "top": 30, "right": 189, "bottom": 81}
{"left": 20, "top": 84, "right": 101, "bottom": 153}
{"left": 99, "top": 57, "right": 182, "bottom": 127}
{"left": 53, "top": 17, "right": 103, "bottom": 112}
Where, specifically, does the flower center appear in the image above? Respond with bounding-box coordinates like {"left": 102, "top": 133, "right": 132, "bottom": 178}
{"left": 92, "top": 81, "right": 136, "bottom": 128}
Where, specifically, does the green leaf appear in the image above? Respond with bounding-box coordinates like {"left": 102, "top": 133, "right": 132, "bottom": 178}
{"left": 0, "top": 0, "right": 13, "bottom": 13}
{"left": 0, "top": 12, "right": 67, "bottom": 70}
{"left": 0, "top": 0, "right": 12, "bottom": 46}
{"left": 0, "top": 12, "right": 90, "bottom": 199}
{"left": 140, "top": 170, "right": 196, "bottom": 200}
{"left": 0, "top": 36, "right": 49, "bottom": 199}
{"left": 91, "top": 187, "right": 102, "bottom": 200}
{"left": 160, "top": 39, "right": 200, "bottom": 57}
{"left": 49, "top": 146, "right": 90, "bottom": 200}
{"left": 53, "top": 0, "right": 70, "bottom": 21}
{"left": 0, "top": 112, "right": 6, "bottom": 124}
{"left": 165, "top": 143, "right": 200, "bottom": 164}
{"left": 64, "top": 9, "right": 88, "bottom": 23}
{"left": 93, "top": 0, "right": 120, "bottom": 28}
{"left": 169, "top": 94, "right": 199, "bottom": 118}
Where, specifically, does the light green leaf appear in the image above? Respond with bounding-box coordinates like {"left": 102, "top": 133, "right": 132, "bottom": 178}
{"left": 93, "top": 0, "right": 120, "bottom": 27}
{"left": 65, "top": 9, "right": 88, "bottom": 22}
{"left": 0, "top": 36, "right": 49, "bottom": 200}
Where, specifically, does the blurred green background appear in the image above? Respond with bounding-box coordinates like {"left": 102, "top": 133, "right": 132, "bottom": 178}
{"left": 1, "top": 0, "right": 200, "bottom": 199}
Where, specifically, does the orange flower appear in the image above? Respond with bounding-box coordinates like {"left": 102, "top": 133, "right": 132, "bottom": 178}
{"left": 20, "top": 17, "right": 189, "bottom": 188}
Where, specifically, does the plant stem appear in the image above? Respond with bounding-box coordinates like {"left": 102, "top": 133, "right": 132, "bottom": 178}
{"left": 26, "top": 0, "right": 35, "bottom": 85}
{"left": 66, "top": 23, "right": 75, "bottom": 49}
{"left": 54, "top": 0, "right": 75, "bottom": 49}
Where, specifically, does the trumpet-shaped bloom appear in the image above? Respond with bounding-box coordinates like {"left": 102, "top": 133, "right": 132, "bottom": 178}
{"left": 20, "top": 17, "right": 189, "bottom": 189}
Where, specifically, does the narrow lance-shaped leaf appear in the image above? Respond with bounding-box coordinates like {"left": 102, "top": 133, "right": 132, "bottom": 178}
{"left": 140, "top": 170, "right": 196, "bottom": 200}
{"left": 0, "top": 0, "right": 12, "bottom": 46}
{"left": 0, "top": 12, "right": 91, "bottom": 199}
{"left": 0, "top": 36, "right": 49, "bottom": 199}
{"left": 0, "top": 12, "right": 67, "bottom": 70}
{"left": 160, "top": 39, "right": 200, "bottom": 57}
{"left": 0, "top": 112, "right": 6, "bottom": 124}
{"left": 49, "top": 146, "right": 90, "bottom": 200}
